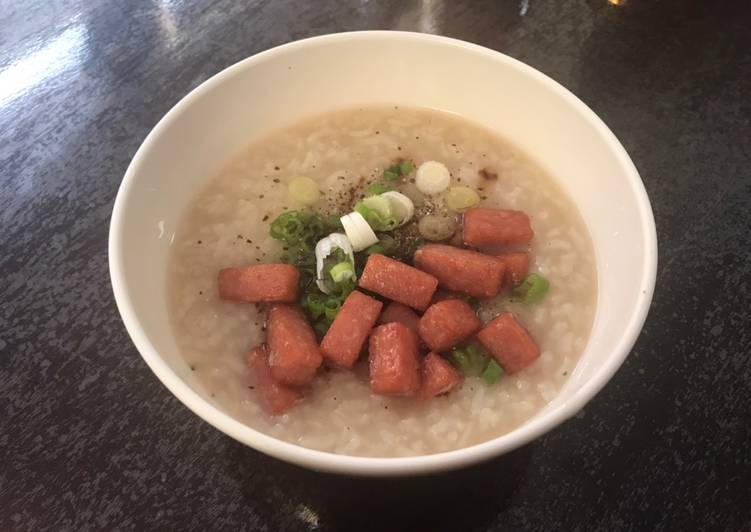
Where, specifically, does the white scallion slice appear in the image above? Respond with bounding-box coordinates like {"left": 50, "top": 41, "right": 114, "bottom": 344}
{"left": 362, "top": 195, "right": 393, "bottom": 219}
{"left": 315, "top": 233, "right": 355, "bottom": 294}
{"left": 381, "top": 191, "right": 415, "bottom": 225}
{"left": 288, "top": 177, "right": 320, "bottom": 205}
{"left": 340, "top": 212, "right": 378, "bottom": 251}
{"left": 415, "top": 161, "right": 450, "bottom": 195}
{"left": 445, "top": 186, "right": 480, "bottom": 212}
{"left": 418, "top": 214, "right": 458, "bottom": 241}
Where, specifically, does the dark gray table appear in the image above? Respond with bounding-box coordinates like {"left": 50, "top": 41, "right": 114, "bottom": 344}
{"left": 3, "top": 1, "right": 750, "bottom": 530}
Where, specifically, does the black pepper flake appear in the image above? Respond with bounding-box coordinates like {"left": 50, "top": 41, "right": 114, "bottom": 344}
{"left": 479, "top": 168, "right": 498, "bottom": 181}
{"left": 248, "top": 385, "right": 255, "bottom": 390}
{"left": 451, "top": 143, "right": 456, "bottom": 147}
{"left": 333, "top": 396, "right": 337, "bottom": 401}
{"left": 337, "top": 175, "right": 345, "bottom": 180}
{"left": 481, "top": 195, "right": 488, "bottom": 200}
{"left": 273, "top": 178, "right": 280, "bottom": 183}
{"left": 255, "top": 245, "right": 260, "bottom": 250}
{"left": 563, "top": 371, "right": 568, "bottom": 376}
{"left": 197, "top": 240, "right": 202, "bottom": 244}
{"left": 210, "top": 393, "right": 215, "bottom": 398}
{"left": 236, "top": 234, "right": 243, "bottom": 240}
{"left": 274, "top": 166, "right": 280, "bottom": 171}
{"left": 258, "top": 194, "right": 264, "bottom": 199}
{"left": 262, "top": 214, "right": 269, "bottom": 221}
{"left": 415, "top": 136, "right": 420, "bottom": 140}
{"left": 282, "top": 246, "right": 289, "bottom": 251}
{"left": 245, "top": 239, "right": 251, "bottom": 244}
{"left": 397, "top": 146, "right": 402, "bottom": 151}
{"left": 375, "top": 130, "right": 380, "bottom": 135}
{"left": 190, "top": 365, "right": 196, "bottom": 371}
{"left": 198, "top": 291, "right": 203, "bottom": 295}
{"left": 255, "top": 258, "right": 261, "bottom": 262}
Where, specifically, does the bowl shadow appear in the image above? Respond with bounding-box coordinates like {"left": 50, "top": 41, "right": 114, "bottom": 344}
{"left": 226, "top": 439, "right": 534, "bottom": 532}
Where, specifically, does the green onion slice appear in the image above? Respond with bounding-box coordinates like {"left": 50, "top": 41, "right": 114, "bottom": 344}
{"left": 480, "top": 360, "right": 503, "bottom": 385}
{"left": 512, "top": 273, "right": 550, "bottom": 304}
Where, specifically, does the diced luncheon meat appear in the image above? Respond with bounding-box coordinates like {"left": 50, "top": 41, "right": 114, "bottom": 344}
{"left": 359, "top": 254, "right": 438, "bottom": 311}
{"left": 413, "top": 244, "right": 505, "bottom": 299}
{"left": 418, "top": 299, "right": 482, "bottom": 353}
{"left": 494, "top": 253, "right": 530, "bottom": 287}
{"left": 218, "top": 264, "right": 299, "bottom": 303}
{"left": 247, "top": 345, "right": 302, "bottom": 415}
{"left": 379, "top": 301, "right": 421, "bottom": 333}
{"left": 420, "top": 352, "right": 463, "bottom": 399}
{"left": 267, "top": 304, "right": 323, "bottom": 386}
{"left": 476, "top": 313, "right": 540, "bottom": 374}
{"left": 463, "top": 208, "right": 534, "bottom": 248}
{"left": 321, "top": 291, "right": 383, "bottom": 369}
{"left": 368, "top": 322, "right": 421, "bottom": 396}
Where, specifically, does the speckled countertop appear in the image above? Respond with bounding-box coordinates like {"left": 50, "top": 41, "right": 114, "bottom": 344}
{"left": 2, "top": 1, "right": 750, "bottom": 530}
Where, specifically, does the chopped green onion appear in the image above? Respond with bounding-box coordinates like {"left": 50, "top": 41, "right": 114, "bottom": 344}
{"left": 383, "top": 165, "right": 400, "bottom": 181}
{"left": 313, "top": 321, "right": 329, "bottom": 340}
{"left": 365, "top": 243, "right": 384, "bottom": 255}
{"left": 329, "top": 261, "right": 354, "bottom": 283}
{"left": 323, "top": 214, "right": 343, "bottom": 231}
{"left": 450, "top": 344, "right": 491, "bottom": 377}
{"left": 362, "top": 195, "right": 392, "bottom": 217}
{"left": 368, "top": 182, "right": 392, "bottom": 195}
{"left": 480, "top": 360, "right": 503, "bottom": 385}
{"left": 354, "top": 200, "right": 398, "bottom": 232}
{"left": 399, "top": 160, "right": 413, "bottom": 175}
{"left": 304, "top": 292, "right": 326, "bottom": 319}
{"left": 269, "top": 210, "right": 332, "bottom": 252}
{"left": 466, "top": 344, "right": 489, "bottom": 372}
{"left": 449, "top": 349, "right": 472, "bottom": 374}
{"left": 512, "top": 273, "right": 550, "bottom": 304}
{"left": 323, "top": 298, "right": 342, "bottom": 320}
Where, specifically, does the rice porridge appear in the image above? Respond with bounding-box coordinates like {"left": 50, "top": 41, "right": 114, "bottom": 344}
{"left": 167, "top": 105, "right": 597, "bottom": 457}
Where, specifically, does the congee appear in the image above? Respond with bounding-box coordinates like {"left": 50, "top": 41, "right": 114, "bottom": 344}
{"left": 167, "top": 105, "right": 597, "bottom": 457}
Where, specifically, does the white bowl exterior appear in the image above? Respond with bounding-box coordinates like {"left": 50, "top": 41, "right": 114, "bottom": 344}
{"left": 109, "top": 32, "right": 656, "bottom": 475}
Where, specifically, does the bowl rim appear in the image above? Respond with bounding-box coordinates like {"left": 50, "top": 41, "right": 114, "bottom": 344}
{"left": 108, "top": 30, "right": 657, "bottom": 476}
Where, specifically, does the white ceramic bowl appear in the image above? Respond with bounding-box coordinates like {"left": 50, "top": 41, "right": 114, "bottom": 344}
{"left": 109, "top": 31, "right": 657, "bottom": 476}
